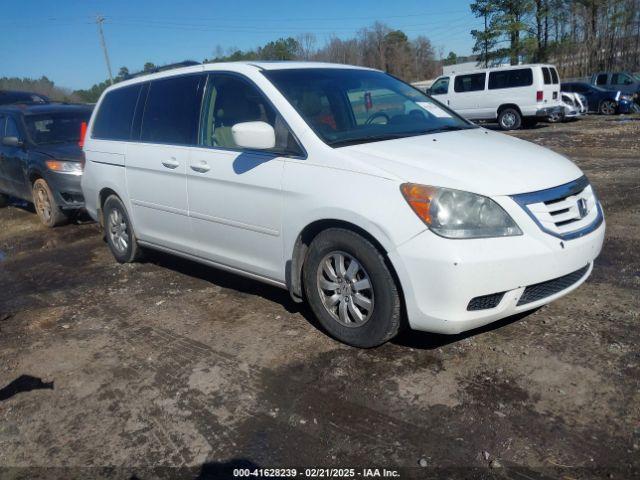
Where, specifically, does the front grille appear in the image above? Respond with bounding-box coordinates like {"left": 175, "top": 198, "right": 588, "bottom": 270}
{"left": 511, "top": 176, "right": 603, "bottom": 240}
{"left": 467, "top": 292, "right": 505, "bottom": 311}
{"left": 517, "top": 264, "right": 589, "bottom": 306}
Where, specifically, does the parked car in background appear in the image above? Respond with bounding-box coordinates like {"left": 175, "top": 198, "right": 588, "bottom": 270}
{"left": 0, "top": 90, "right": 49, "bottom": 105}
{"left": 548, "top": 92, "right": 586, "bottom": 123}
{"left": 590, "top": 72, "right": 640, "bottom": 101}
{"left": 82, "top": 62, "right": 604, "bottom": 348}
{"left": 561, "top": 82, "right": 635, "bottom": 114}
{"left": 0, "top": 103, "right": 92, "bottom": 226}
{"left": 427, "top": 64, "right": 563, "bottom": 130}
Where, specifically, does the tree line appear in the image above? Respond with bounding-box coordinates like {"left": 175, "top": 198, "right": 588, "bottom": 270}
{"left": 470, "top": 0, "right": 640, "bottom": 77}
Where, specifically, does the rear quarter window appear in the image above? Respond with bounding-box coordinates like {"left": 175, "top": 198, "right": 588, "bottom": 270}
{"left": 92, "top": 84, "right": 142, "bottom": 140}
{"left": 488, "top": 68, "right": 533, "bottom": 90}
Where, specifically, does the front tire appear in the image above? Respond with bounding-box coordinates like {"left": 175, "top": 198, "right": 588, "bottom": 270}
{"left": 103, "top": 195, "right": 142, "bottom": 263}
{"left": 32, "top": 179, "right": 68, "bottom": 227}
{"left": 599, "top": 100, "right": 617, "bottom": 115}
{"left": 303, "top": 228, "right": 401, "bottom": 348}
{"left": 498, "top": 108, "right": 522, "bottom": 130}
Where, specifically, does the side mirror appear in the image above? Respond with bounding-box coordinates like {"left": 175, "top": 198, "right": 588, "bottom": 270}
{"left": 426, "top": 88, "right": 433, "bottom": 95}
{"left": 1, "top": 136, "right": 23, "bottom": 148}
{"left": 232, "top": 121, "right": 276, "bottom": 150}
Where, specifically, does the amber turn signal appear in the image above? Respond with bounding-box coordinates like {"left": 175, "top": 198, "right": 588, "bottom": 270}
{"left": 400, "top": 183, "right": 437, "bottom": 225}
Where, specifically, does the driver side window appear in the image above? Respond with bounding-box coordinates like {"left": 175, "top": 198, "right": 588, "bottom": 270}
{"left": 5, "top": 117, "right": 20, "bottom": 139}
{"left": 199, "top": 74, "right": 302, "bottom": 155}
{"left": 430, "top": 77, "right": 449, "bottom": 95}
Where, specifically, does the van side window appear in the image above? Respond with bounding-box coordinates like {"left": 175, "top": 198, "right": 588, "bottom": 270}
{"left": 454, "top": 73, "right": 485, "bottom": 93}
{"left": 92, "top": 85, "right": 142, "bottom": 140}
{"left": 550, "top": 68, "right": 559, "bottom": 84}
{"left": 596, "top": 73, "right": 608, "bottom": 85}
{"left": 199, "top": 74, "right": 302, "bottom": 155}
{"left": 430, "top": 77, "right": 449, "bottom": 95}
{"left": 488, "top": 69, "right": 533, "bottom": 90}
{"left": 542, "top": 67, "right": 551, "bottom": 85}
{"left": 140, "top": 75, "right": 203, "bottom": 145}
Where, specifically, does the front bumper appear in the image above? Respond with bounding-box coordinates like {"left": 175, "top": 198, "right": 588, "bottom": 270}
{"left": 388, "top": 205, "right": 605, "bottom": 334}
{"left": 45, "top": 171, "right": 85, "bottom": 210}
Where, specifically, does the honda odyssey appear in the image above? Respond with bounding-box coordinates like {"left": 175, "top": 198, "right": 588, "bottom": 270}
{"left": 81, "top": 62, "right": 605, "bottom": 347}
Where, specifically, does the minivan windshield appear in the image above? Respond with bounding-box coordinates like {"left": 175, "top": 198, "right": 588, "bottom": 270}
{"left": 264, "top": 68, "right": 474, "bottom": 147}
{"left": 25, "top": 111, "right": 91, "bottom": 145}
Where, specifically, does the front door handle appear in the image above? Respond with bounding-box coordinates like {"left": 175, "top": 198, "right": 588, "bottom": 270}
{"left": 190, "top": 162, "right": 210, "bottom": 173}
{"left": 162, "top": 158, "right": 180, "bottom": 169}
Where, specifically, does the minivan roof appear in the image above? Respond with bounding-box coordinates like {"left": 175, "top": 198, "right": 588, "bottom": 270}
{"left": 100, "top": 61, "right": 379, "bottom": 93}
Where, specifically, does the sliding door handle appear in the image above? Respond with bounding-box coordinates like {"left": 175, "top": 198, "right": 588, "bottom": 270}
{"left": 162, "top": 158, "right": 180, "bottom": 169}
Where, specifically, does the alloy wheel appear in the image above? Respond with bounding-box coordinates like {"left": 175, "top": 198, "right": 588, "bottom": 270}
{"left": 316, "top": 251, "right": 374, "bottom": 327}
{"left": 108, "top": 208, "right": 129, "bottom": 253}
{"left": 34, "top": 185, "right": 52, "bottom": 223}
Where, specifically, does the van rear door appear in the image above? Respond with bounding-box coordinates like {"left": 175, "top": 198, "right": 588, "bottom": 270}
{"left": 540, "top": 66, "right": 560, "bottom": 105}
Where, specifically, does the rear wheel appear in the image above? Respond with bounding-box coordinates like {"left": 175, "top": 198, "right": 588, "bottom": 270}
{"left": 498, "top": 108, "right": 522, "bottom": 130}
{"left": 32, "top": 179, "right": 68, "bottom": 227}
{"left": 303, "top": 228, "right": 401, "bottom": 348}
{"left": 103, "top": 195, "right": 142, "bottom": 263}
{"left": 599, "top": 100, "right": 617, "bottom": 115}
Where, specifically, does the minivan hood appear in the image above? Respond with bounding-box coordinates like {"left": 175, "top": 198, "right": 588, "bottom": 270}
{"left": 33, "top": 143, "right": 83, "bottom": 162}
{"left": 341, "top": 128, "right": 583, "bottom": 196}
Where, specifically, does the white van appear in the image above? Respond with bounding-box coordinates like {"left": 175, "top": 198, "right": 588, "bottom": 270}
{"left": 428, "top": 64, "right": 563, "bottom": 130}
{"left": 81, "top": 62, "right": 604, "bottom": 347}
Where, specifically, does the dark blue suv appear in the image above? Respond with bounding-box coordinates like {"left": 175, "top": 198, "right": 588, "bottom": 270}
{"left": 561, "top": 82, "right": 635, "bottom": 115}
{"left": 0, "top": 103, "right": 92, "bottom": 226}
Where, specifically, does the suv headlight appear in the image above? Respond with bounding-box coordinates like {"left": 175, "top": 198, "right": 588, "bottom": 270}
{"left": 400, "top": 183, "right": 522, "bottom": 239}
{"left": 45, "top": 160, "right": 83, "bottom": 175}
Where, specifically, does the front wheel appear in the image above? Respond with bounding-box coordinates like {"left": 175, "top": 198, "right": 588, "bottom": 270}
{"left": 303, "top": 228, "right": 401, "bottom": 348}
{"left": 103, "top": 195, "right": 142, "bottom": 263}
{"left": 599, "top": 100, "right": 617, "bottom": 115}
{"left": 32, "top": 179, "right": 68, "bottom": 227}
{"left": 498, "top": 108, "right": 522, "bottom": 130}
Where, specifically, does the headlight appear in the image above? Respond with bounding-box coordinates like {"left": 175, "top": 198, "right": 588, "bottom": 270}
{"left": 400, "top": 183, "right": 522, "bottom": 239}
{"left": 45, "top": 160, "right": 83, "bottom": 175}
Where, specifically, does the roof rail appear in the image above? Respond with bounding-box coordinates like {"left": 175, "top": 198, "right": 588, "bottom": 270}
{"left": 124, "top": 60, "right": 201, "bottom": 80}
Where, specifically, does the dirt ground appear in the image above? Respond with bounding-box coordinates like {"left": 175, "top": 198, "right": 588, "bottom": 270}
{"left": 0, "top": 115, "right": 638, "bottom": 479}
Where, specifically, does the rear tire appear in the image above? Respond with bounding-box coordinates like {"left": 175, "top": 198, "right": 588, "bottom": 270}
{"left": 0, "top": 193, "right": 8, "bottom": 208}
{"left": 32, "top": 179, "right": 68, "bottom": 227}
{"left": 303, "top": 228, "right": 401, "bottom": 348}
{"left": 498, "top": 108, "right": 522, "bottom": 130}
{"left": 599, "top": 100, "right": 617, "bottom": 115}
{"left": 103, "top": 195, "right": 142, "bottom": 263}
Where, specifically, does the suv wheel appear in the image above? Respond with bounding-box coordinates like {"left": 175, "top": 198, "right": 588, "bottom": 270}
{"left": 599, "top": 100, "right": 617, "bottom": 115}
{"left": 103, "top": 195, "right": 142, "bottom": 263}
{"left": 498, "top": 108, "right": 522, "bottom": 130}
{"left": 32, "top": 178, "right": 68, "bottom": 227}
{"left": 303, "top": 228, "right": 401, "bottom": 348}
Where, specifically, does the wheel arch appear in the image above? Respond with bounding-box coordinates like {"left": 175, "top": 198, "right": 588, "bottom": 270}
{"left": 98, "top": 187, "right": 124, "bottom": 226}
{"left": 497, "top": 103, "right": 522, "bottom": 116}
{"left": 287, "top": 219, "right": 405, "bottom": 311}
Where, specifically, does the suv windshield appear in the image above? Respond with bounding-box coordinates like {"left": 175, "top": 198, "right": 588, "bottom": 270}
{"left": 264, "top": 68, "right": 474, "bottom": 147}
{"left": 25, "top": 111, "right": 91, "bottom": 145}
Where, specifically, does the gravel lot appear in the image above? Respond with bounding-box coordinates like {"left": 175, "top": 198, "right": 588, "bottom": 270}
{"left": 0, "top": 115, "right": 638, "bottom": 479}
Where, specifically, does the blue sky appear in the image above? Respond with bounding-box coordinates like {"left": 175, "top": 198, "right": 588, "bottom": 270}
{"left": 1, "top": 0, "right": 480, "bottom": 91}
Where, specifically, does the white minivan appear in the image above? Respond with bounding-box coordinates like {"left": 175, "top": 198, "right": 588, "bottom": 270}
{"left": 82, "top": 62, "right": 604, "bottom": 347}
{"left": 428, "top": 64, "right": 564, "bottom": 130}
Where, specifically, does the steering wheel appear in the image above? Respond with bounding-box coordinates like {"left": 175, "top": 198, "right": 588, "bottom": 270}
{"left": 364, "top": 111, "right": 390, "bottom": 125}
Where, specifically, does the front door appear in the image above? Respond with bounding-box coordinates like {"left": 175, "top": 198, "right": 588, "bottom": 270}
{"left": 2, "top": 116, "right": 29, "bottom": 199}
{"left": 186, "top": 73, "right": 301, "bottom": 281}
{"left": 449, "top": 73, "right": 487, "bottom": 119}
{"left": 125, "top": 74, "right": 204, "bottom": 251}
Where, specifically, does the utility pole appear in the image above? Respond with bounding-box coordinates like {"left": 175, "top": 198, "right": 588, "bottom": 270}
{"left": 96, "top": 15, "right": 114, "bottom": 84}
